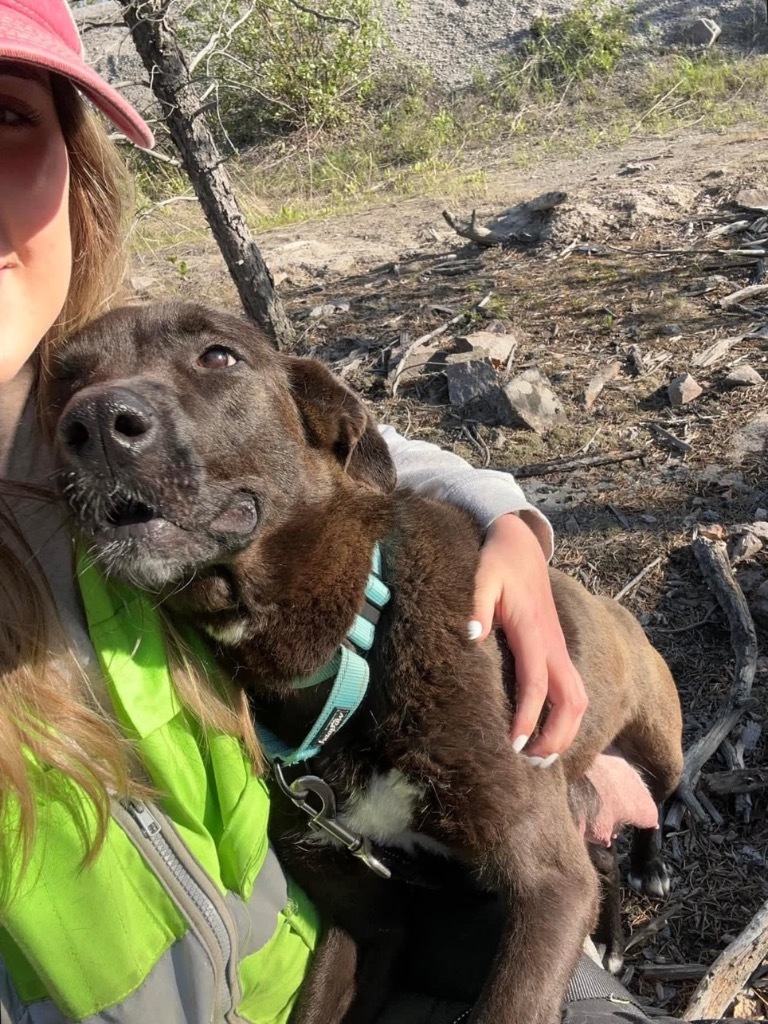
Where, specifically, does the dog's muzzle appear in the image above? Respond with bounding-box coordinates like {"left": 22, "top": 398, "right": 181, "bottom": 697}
{"left": 54, "top": 383, "right": 260, "bottom": 588}
{"left": 58, "top": 386, "right": 159, "bottom": 469}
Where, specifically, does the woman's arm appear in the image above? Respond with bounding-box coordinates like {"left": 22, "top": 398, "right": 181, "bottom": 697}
{"left": 379, "top": 424, "right": 553, "bottom": 556}
{"left": 381, "top": 425, "right": 587, "bottom": 761}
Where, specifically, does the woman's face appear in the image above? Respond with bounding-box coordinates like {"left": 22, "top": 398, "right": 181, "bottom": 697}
{"left": 0, "top": 62, "right": 72, "bottom": 383}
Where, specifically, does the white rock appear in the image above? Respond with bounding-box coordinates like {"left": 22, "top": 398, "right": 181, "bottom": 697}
{"left": 498, "top": 369, "right": 567, "bottom": 433}
{"left": 725, "top": 365, "right": 763, "bottom": 387}
{"left": 736, "top": 188, "right": 768, "bottom": 214}
{"left": 455, "top": 329, "right": 523, "bottom": 366}
{"left": 730, "top": 531, "right": 763, "bottom": 564}
{"left": 729, "top": 412, "right": 768, "bottom": 462}
{"left": 668, "top": 373, "right": 703, "bottom": 407}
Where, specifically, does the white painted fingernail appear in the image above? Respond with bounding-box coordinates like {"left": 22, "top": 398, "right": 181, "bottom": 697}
{"left": 512, "top": 734, "right": 530, "bottom": 753}
{"left": 525, "top": 755, "right": 546, "bottom": 767}
{"left": 467, "top": 620, "right": 483, "bottom": 641}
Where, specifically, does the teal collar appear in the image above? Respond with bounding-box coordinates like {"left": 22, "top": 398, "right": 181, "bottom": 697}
{"left": 257, "top": 544, "right": 390, "bottom": 766}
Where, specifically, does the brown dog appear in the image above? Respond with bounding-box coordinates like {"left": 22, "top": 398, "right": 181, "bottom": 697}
{"left": 45, "top": 301, "right": 684, "bottom": 1024}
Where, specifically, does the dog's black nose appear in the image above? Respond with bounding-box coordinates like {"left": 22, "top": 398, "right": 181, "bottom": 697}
{"left": 59, "top": 387, "right": 158, "bottom": 462}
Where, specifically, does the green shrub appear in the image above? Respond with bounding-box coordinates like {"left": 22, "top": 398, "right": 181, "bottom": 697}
{"left": 501, "top": 0, "right": 632, "bottom": 98}
{"left": 179, "top": 0, "right": 384, "bottom": 141}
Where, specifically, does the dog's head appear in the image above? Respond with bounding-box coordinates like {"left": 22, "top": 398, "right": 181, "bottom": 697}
{"left": 44, "top": 301, "right": 395, "bottom": 593}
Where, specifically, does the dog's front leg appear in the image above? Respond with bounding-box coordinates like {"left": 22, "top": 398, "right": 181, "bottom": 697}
{"left": 290, "top": 924, "right": 358, "bottom": 1024}
{"left": 447, "top": 767, "right": 599, "bottom": 1024}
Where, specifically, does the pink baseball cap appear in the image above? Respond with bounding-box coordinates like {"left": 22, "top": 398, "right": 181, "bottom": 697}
{"left": 0, "top": 0, "right": 154, "bottom": 148}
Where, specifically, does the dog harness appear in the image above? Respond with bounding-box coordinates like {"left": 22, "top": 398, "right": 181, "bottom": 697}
{"left": 257, "top": 544, "right": 391, "bottom": 765}
{"left": 257, "top": 544, "right": 394, "bottom": 879}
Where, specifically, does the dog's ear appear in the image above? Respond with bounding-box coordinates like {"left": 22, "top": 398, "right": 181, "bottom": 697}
{"left": 287, "top": 358, "right": 397, "bottom": 494}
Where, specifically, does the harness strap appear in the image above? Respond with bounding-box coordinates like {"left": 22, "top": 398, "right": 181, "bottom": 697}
{"left": 258, "top": 544, "right": 390, "bottom": 766}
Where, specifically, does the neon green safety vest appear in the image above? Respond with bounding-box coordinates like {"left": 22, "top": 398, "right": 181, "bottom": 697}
{"left": 0, "top": 561, "right": 320, "bottom": 1024}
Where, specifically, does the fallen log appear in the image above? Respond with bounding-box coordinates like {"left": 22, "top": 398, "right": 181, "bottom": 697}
{"left": 441, "top": 209, "right": 510, "bottom": 247}
{"left": 683, "top": 898, "right": 768, "bottom": 1020}
{"left": 704, "top": 767, "right": 768, "bottom": 796}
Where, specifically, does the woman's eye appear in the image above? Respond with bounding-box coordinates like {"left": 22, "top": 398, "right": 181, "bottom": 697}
{"left": 0, "top": 101, "right": 38, "bottom": 128}
{"left": 0, "top": 107, "right": 23, "bottom": 126}
{"left": 197, "top": 347, "right": 239, "bottom": 369}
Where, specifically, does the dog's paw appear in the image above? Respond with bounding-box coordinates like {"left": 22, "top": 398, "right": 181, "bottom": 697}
{"left": 628, "top": 858, "right": 671, "bottom": 898}
{"left": 606, "top": 950, "right": 625, "bottom": 976}
{"left": 594, "top": 941, "right": 625, "bottom": 976}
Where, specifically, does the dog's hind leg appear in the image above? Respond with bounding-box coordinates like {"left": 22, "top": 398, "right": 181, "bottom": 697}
{"left": 589, "top": 843, "right": 625, "bottom": 975}
{"left": 628, "top": 817, "right": 671, "bottom": 897}
{"left": 434, "top": 758, "right": 599, "bottom": 1024}
{"left": 615, "top": 654, "right": 683, "bottom": 898}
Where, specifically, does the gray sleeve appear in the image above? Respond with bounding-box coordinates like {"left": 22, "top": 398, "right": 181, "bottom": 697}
{"left": 380, "top": 424, "right": 553, "bottom": 560}
{"left": 0, "top": 958, "right": 22, "bottom": 1024}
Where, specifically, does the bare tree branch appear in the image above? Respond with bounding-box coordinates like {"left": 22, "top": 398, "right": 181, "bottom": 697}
{"left": 284, "top": 0, "right": 361, "bottom": 28}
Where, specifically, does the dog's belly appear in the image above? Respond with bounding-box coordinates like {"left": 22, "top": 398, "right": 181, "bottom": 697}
{"left": 307, "top": 769, "right": 450, "bottom": 856}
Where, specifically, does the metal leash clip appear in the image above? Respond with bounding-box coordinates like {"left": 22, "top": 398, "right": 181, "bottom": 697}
{"left": 274, "top": 763, "right": 392, "bottom": 880}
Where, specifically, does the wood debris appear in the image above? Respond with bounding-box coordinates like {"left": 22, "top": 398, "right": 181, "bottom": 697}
{"left": 584, "top": 360, "right": 622, "bottom": 409}
{"left": 692, "top": 335, "right": 742, "bottom": 368}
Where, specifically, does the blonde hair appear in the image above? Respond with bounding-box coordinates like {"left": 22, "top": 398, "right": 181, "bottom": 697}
{"left": 0, "top": 79, "right": 259, "bottom": 892}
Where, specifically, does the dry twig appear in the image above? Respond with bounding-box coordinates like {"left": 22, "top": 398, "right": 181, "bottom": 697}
{"left": 512, "top": 450, "right": 645, "bottom": 480}
{"left": 666, "top": 535, "right": 758, "bottom": 828}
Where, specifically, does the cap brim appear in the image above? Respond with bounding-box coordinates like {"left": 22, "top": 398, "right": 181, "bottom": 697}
{"left": 0, "top": 39, "right": 154, "bottom": 149}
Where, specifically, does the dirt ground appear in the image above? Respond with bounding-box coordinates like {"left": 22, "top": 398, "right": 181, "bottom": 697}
{"left": 131, "top": 125, "right": 768, "bottom": 1017}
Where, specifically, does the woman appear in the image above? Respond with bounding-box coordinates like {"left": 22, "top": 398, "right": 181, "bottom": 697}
{"left": 0, "top": 3, "right": 658, "bottom": 1022}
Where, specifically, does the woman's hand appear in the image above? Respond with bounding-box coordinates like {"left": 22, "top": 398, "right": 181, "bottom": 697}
{"left": 470, "top": 513, "right": 588, "bottom": 763}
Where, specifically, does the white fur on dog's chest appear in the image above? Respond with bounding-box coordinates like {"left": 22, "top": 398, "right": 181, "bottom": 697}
{"left": 307, "top": 769, "right": 447, "bottom": 856}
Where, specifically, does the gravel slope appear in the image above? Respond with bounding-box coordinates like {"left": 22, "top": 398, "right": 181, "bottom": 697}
{"left": 74, "top": 0, "right": 767, "bottom": 95}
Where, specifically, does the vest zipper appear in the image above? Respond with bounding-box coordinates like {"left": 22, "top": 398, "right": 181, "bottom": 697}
{"left": 121, "top": 799, "right": 236, "bottom": 1022}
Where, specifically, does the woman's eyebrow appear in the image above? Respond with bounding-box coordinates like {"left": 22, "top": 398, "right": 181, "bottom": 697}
{"left": 0, "top": 61, "right": 49, "bottom": 85}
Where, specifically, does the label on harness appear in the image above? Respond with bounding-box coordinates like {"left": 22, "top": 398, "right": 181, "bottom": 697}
{"left": 316, "top": 708, "right": 352, "bottom": 746}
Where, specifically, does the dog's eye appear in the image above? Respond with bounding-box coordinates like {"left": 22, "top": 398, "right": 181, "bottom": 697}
{"left": 197, "top": 347, "right": 238, "bottom": 370}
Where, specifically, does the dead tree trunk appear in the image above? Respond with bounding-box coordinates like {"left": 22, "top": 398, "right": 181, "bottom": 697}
{"left": 118, "top": 0, "right": 295, "bottom": 350}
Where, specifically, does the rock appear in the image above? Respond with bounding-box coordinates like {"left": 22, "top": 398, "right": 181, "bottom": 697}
{"left": 392, "top": 340, "right": 448, "bottom": 389}
{"left": 128, "top": 274, "right": 156, "bottom": 297}
{"left": 618, "top": 162, "right": 654, "bottom": 175}
{"left": 309, "top": 303, "right": 336, "bottom": 319}
{"left": 564, "top": 515, "right": 580, "bottom": 535}
{"left": 498, "top": 369, "right": 568, "bottom": 433}
{"left": 725, "top": 365, "right": 763, "bottom": 387}
{"left": 309, "top": 299, "right": 350, "bottom": 318}
{"left": 659, "top": 323, "right": 683, "bottom": 337}
{"left": 445, "top": 358, "right": 497, "bottom": 408}
{"left": 686, "top": 275, "right": 728, "bottom": 295}
{"left": 686, "top": 16, "right": 721, "bottom": 46}
{"left": 445, "top": 351, "right": 491, "bottom": 364}
{"left": 749, "top": 580, "right": 768, "bottom": 628}
{"left": 455, "top": 329, "right": 523, "bottom": 366}
{"left": 730, "top": 530, "right": 763, "bottom": 564}
{"left": 728, "top": 411, "right": 768, "bottom": 462}
{"left": 736, "top": 188, "right": 768, "bottom": 214}
{"left": 740, "top": 521, "right": 768, "bottom": 542}
{"left": 668, "top": 373, "right": 703, "bottom": 406}
{"left": 736, "top": 567, "right": 764, "bottom": 594}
